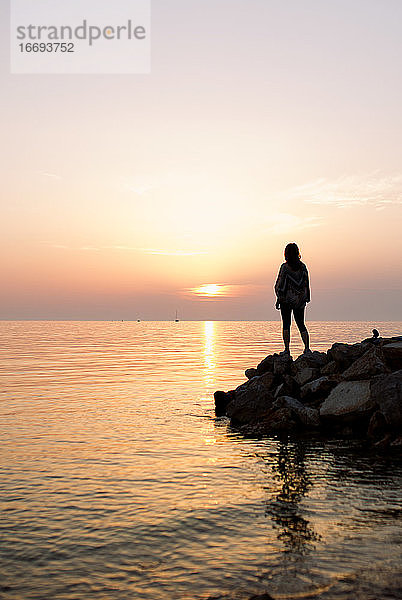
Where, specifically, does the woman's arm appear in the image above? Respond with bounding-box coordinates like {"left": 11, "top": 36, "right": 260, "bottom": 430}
{"left": 275, "top": 264, "right": 285, "bottom": 298}
{"left": 305, "top": 266, "right": 311, "bottom": 303}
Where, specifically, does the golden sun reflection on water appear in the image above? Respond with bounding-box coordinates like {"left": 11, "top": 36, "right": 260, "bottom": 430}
{"left": 203, "top": 320, "right": 215, "bottom": 386}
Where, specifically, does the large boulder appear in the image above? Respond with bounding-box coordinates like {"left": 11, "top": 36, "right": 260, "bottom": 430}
{"left": 256, "top": 354, "right": 275, "bottom": 375}
{"left": 239, "top": 396, "right": 318, "bottom": 436}
{"left": 245, "top": 368, "right": 258, "bottom": 379}
{"left": 255, "top": 352, "right": 294, "bottom": 377}
{"left": 292, "top": 351, "right": 329, "bottom": 372}
{"left": 292, "top": 352, "right": 326, "bottom": 386}
{"left": 320, "top": 360, "right": 338, "bottom": 375}
{"left": 327, "top": 342, "right": 370, "bottom": 370}
{"left": 293, "top": 366, "right": 320, "bottom": 387}
{"left": 274, "top": 374, "right": 300, "bottom": 399}
{"left": 273, "top": 353, "right": 293, "bottom": 376}
{"left": 259, "top": 371, "right": 276, "bottom": 390}
{"left": 214, "top": 390, "right": 234, "bottom": 416}
{"left": 300, "top": 376, "right": 339, "bottom": 402}
{"left": 320, "top": 380, "right": 374, "bottom": 420}
{"left": 382, "top": 341, "right": 402, "bottom": 371}
{"left": 273, "top": 396, "right": 320, "bottom": 428}
{"left": 226, "top": 377, "right": 275, "bottom": 425}
{"left": 262, "top": 406, "right": 299, "bottom": 434}
{"left": 342, "top": 346, "right": 389, "bottom": 381}
{"left": 370, "top": 370, "right": 402, "bottom": 429}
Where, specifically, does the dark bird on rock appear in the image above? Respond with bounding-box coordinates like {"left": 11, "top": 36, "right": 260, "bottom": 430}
{"left": 372, "top": 328, "right": 380, "bottom": 338}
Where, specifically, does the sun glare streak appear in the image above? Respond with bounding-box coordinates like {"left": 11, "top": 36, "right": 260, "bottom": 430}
{"left": 203, "top": 320, "right": 215, "bottom": 387}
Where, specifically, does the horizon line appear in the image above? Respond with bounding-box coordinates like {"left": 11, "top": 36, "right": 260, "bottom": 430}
{"left": 0, "top": 319, "right": 400, "bottom": 323}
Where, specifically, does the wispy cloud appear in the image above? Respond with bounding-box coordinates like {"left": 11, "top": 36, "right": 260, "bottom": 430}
{"left": 264, "top": 213, "right": 322, "bottom": 235}
{"left": 105, "top": 245, "right": 139, "bottom": 251}
{"left": 121, "top": 173, "right": 162, "bottom": 196}
{"left": 42, "top": 242, "right": 206, "bottom": 257}
{"left": 36, "top": 171, "right": 62, "bottom": 180}
{"left": 283, "top": 173, "right": 402, "bottom": 209}
{"left": 129, "top": 184, "right": 155, "bottom": 196}
{"left": 138, "top": 248, "right": 208, "bottom": 256}
{"left": 107, "top": 245, "right": 208, "bottom": 256}
{"left": 42, "top": 242, "right": 99, "bottom": 251}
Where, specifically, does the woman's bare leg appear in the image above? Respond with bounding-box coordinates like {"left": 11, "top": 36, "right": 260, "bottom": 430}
{"left": 301, "top": 329, "right": 310, "bottom": 352}
{"left": 283, "top": 328, "right": 290, "bottom": 354}
{"left": 294, "top": 306, "right": 310, "bottom": 352}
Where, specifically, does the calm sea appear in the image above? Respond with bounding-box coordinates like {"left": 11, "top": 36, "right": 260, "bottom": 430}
{"left": 1, "top": 321, "right": 402, "bottom": 600}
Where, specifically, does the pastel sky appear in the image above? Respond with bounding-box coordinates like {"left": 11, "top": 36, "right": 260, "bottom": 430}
{"left": 1, "top": 0, "right": 401, "bottom": 320}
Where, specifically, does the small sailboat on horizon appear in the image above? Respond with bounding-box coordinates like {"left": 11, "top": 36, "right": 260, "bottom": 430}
{"left": 175, "top": 310, "right": 179, "bottom": 322}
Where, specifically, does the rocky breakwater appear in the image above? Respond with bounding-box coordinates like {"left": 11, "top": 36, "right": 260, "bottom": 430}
{"left": 214, "top": 336, "right": 402, "bottom": 448}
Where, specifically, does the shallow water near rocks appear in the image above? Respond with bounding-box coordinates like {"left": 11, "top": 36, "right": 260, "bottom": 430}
{"left": 1, "top": 320, "right": 402, "bottom": 600}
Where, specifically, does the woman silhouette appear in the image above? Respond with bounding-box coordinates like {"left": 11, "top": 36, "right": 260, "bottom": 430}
{"left": 275, "top": 243, "right": 311, "bottom": 356}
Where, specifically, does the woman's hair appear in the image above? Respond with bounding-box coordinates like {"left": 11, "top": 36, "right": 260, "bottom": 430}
{"left": 284, "top": 242, "right": 302, "bottom": 269}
